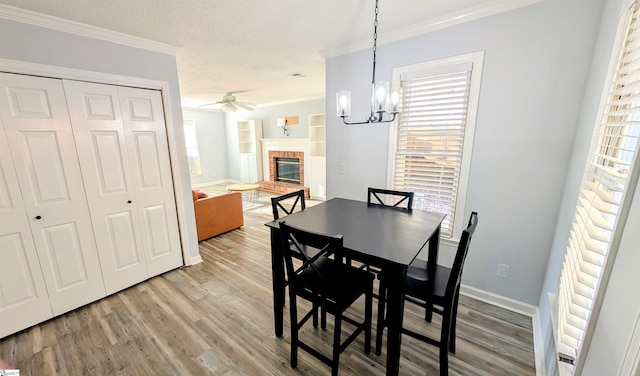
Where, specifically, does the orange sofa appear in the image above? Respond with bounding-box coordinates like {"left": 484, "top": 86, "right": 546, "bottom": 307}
{"left": 192, "top": 190, "right": 244, "bottom": 241}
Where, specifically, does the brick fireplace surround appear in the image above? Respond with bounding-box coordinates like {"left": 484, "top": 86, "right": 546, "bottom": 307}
{"left": 258, "top": 150, "right": 310, "bottom": 198}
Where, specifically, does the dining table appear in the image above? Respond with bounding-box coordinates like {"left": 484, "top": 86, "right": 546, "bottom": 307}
{"left": 265, "top": 197, "right": 446, "bottom": 376}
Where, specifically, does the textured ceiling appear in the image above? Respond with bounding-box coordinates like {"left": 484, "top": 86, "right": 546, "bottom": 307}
{"left": 0, "top": 0, "right": 524, "bottom": 109}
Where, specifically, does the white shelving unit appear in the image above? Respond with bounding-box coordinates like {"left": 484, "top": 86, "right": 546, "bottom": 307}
{"left": 308, "top": 113, "right": 326, "bottom": 199}
{"left": 237, "top": 120, "right": 263, "bottom": 182}
{"left": 309, "top": 113, "right": 326, "bottom": 157}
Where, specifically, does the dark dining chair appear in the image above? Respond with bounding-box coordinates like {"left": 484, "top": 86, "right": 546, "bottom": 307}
{"left": 367, "top": 187, "right": 414, "bottom": 211}
{"left": 375, "top": 212, "right": 478, "bottom": 376}
{"left": 359, "top": 188, "right": 415, "bottom": 280}
{"left": 279, "top": 222, "right": 374, "bottom": 376}
{"left": 271, "top": 190, "right": 306, "bottom": 220}
{"left": 272, "top": 190, "right": 329, "bottom": 325}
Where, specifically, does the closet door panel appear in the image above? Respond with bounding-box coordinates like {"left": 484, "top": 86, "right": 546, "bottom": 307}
{"left": 119, "top": 87, "right": 182, "bottom": 275}
{"left": 0, "top": 73, "right": 106, "bottom": 316}
{"left": 0, "top": 117, "right": 53, "bottom": 338}
{"left": 63, "top": 80, "right": 148, "bottom": 295}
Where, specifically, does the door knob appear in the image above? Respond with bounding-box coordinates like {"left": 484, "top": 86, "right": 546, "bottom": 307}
{"left": 35, "top": 215, "right": 42, "bottom": 220}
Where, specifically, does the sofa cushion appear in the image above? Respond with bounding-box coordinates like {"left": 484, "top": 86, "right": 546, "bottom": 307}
{"left": 192, "top": 189, "right": 208, "bottom": 200}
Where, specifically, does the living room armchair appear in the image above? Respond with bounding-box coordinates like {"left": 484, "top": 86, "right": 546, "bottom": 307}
{"left": 192, "top": 190, "right": 244, "bottom": 241}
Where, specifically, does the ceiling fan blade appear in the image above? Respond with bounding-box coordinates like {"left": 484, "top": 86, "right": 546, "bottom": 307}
{"left": 198, "top": 102, "right": 217, "bottom": 107}
{"left": 235, "top": 100, "right": 255, "bottom": 107}
{"left": 235, "top": 102, "right": 254, "bottom": 111}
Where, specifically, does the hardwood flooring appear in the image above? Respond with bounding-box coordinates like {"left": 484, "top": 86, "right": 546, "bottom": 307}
{"left": 0, "top": 192, "right": 536, "bottom": 375}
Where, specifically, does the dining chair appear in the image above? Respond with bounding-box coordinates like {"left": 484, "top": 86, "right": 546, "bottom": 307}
{"left": 279, "top": 221, "right": 374, "bottom": 376}
{"left": 271, "top": 189, "right": 306, "bottom": 220}
{"left": 375, "top": 212, "right": 478, "bottom": 376}
{"left": 359, "top": 188, "right": 415, "bottom": 280}
{"left": 272, "top": 190, "right": 330, "bottom": 326}
{"left": 367, "top": 187, "right": 414, "bottom": 210}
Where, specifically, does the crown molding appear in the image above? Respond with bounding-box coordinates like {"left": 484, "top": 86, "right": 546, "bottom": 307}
{"left": 321, "top": 0, "right": 545, "bottom": 59}
{"left": 0, "top": 3, "right": 180, "bottom": 56}
{"left": 258, "top": 94, "right": 326, "bottom": 108}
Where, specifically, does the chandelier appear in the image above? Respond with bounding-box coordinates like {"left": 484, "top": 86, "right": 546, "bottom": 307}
{"left": 336, "top": 0, "right": 399, "bottom": 125}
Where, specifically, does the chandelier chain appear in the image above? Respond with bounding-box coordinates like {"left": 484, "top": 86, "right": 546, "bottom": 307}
{"left": 371, "top": 0, "right": 379, "bottom": 86}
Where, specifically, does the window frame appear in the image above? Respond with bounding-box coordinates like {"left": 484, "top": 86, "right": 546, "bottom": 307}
{"left": 386, "top": 51, "right": 484, "bottom": 244}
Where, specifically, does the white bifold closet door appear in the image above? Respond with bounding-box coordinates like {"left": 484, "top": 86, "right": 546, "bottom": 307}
{"left": 0, "top": 110, "right": 53, "bottom": 338}
{"left": 63, "top": 80, "right": 182, "bottom": 294}
{"left": 0, "top": 73, "right": 106, "bottom": 319}
{"left": 0, "top": 73, "right": 183, "bottom": 338}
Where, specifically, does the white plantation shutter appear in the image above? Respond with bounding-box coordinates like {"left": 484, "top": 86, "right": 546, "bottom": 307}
{"left": 557, "top": 0, "right": 640, "bottom": 366}
{"left": 390, "top": 53, "right": 482, "bottom": 239}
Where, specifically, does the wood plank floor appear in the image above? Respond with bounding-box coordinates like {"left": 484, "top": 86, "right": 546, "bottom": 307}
{"left": 0, "top": 192, "right": 536, "bottom": 375}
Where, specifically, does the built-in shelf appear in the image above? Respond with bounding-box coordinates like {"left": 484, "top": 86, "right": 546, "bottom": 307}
{"left": 308, "top": 113, "right": 326, "bottom": 199}
{"left": 237, "top": 120, "right": 263, "bottom": 182}
{"left": 309, "top": 114, "right": 326, "bottom": 157}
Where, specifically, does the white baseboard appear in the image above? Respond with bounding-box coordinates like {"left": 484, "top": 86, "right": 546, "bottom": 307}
{"left": 187, "top": 254, "right": 203, "bottom": 266}
{"left": 533, "top": 307, "right": 548, "bottom": 376}
{"left": 191, "top": 179, "right": 237, "bottom": 188}
{"left": 460, "top": 284, "right": 537, "bottom": 317}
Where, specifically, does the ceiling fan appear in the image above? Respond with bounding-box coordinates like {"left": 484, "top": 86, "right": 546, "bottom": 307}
{"left": 200, "top": 92, "right": 255, "bottom": 112}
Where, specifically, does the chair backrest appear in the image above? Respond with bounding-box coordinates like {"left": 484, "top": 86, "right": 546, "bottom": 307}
{"left": 271, "top": 190, "right": 306, "bottom": 220}
{"left": 279, "top": 221, "right": 343, "bottom": 294}
{"left": 445, "top": 212, "right": 478, "bottom": 298}
{"left": 367, "top": 188, "right": 414, "bottom": 211}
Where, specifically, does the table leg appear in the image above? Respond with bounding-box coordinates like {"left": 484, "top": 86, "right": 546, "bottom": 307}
{"left": 270, "top": 228, "right": 285, "bottom": 337}
{"left": 425, "top": 226, "right": 441, "bottom": 322}
{"left": 384, "top": 264, "right": 406, "bottom": 376}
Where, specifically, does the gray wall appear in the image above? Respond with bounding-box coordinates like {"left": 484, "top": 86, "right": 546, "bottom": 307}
{"left": 326, "top": 0, "right": 603, "bottom": 307}
{"left": 182, "top": 109, "right": 228, "bottom": 185}
{"left": 0, "top": 18, "right": 199, "bottom": 261}
{"left": 224, "top": 99, "right": 325, "bottom": 180}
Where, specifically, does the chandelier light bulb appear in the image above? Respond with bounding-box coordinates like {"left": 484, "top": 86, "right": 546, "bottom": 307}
{"left": 373, "top": 81, "right": 390, "bottom": 112}
{"left": 337, "top": 91, "right": 351, "bottom": 117}
{"left": 390, "top": 90, "right": 400, "bottom": 113}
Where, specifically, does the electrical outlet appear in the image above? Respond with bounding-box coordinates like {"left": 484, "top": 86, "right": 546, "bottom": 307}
{"left": 497, "top": 263, "right": 509, "bottom": 279}
{"left": 339, "top": 163, "right": 346, "bottom": 175}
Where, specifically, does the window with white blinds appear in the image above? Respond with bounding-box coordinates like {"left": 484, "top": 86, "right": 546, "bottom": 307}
{"left": 556, "top": 0, "right": 640, "bottom": 368}
{"left": 388, "top": 52, "right": 483, "bottom": 239}
{"left": 184, "top": 119, "right": 202, "bottom": 176}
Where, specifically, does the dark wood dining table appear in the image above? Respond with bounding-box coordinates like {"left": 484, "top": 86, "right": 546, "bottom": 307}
{"left": 265, "top": 197, "right": 445, "bottom": 376}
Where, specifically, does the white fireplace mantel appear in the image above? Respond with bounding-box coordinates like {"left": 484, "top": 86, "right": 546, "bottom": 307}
{"left": 260, "top": 138, "right": 310, "bottom": 184}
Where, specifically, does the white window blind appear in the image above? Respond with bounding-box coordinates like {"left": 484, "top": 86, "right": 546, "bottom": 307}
{"left": 390, "top": 54, "right": 482, "bottom": 239}
{"left": 557, "top": 0, "right": 640, "bottom": 366}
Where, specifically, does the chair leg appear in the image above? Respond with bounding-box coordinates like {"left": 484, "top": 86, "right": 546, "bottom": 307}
{"left": 439, "top": 307, "right": 454, "bottom": 376}
{"left": 312, "top": 301, "right": 319, "bottom": 328}
{"left": 290, "top": 295, "right": 299, "bottom": 368}
{"left": 364, "top": 285, "right": 373, "bottom": 355}
{"left": 375, "top": 281, "right": 387, "bottom": 356}
{"left": 321, "top": 307, "right": 327, "bottom": 329}
{"left": 449, "top": 291, "right": 461, "bottom": 353}
{"left": 424, "top": 302, "right": 433, "bottom": 323}
{"left": 332, "top": 314, "right": 342, "bottom": 376}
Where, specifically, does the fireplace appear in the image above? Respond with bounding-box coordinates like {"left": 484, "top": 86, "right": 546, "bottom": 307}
{"left": 268, "top": 150, "right": 304, "bottom": 186}
{"left": 275, "top": 157, "right": 301, "bottom": 184}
